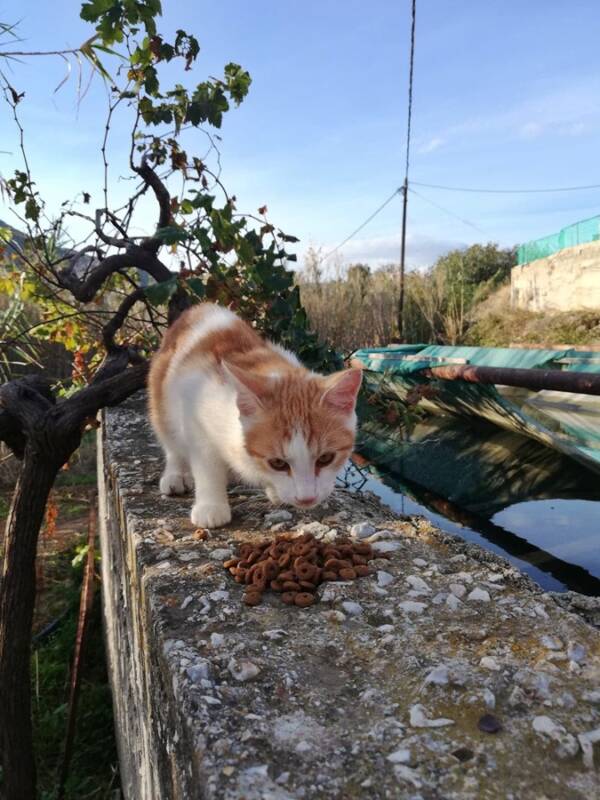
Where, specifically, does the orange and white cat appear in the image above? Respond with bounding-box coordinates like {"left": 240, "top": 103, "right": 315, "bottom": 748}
{"left": 148, "top": 303, "right": 362, "bottom": 528}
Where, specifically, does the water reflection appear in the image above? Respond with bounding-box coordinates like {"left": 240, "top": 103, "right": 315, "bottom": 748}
{"left": 353, "top": 415, "right": 600, "bottom": 596}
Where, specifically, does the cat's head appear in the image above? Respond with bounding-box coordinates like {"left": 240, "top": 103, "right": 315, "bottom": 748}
{"left": 223, "top": 363, "right": 362, "bottom": 509}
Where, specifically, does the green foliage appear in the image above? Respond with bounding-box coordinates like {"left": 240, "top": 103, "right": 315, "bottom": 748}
{"left": 1, "top": 0, "right": 339, "bottom": 402}
{"left": 33, "top": 593, "right": 120, "bottom": 799}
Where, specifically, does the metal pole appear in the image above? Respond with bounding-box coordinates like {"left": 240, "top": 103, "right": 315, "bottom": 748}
{"left": 398, "top": 179, "right": 408, "bottom": 340}
{"left": 398, "top": 0, "right": 416, "bottom": 342}
{"left": 424, "top": 363, "right": 600, "bottom": 396}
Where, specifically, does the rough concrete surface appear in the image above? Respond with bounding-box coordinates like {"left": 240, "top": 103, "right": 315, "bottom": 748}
{"left": 98, "top": 393, "right": 600, "bottom": 800}
{"left": 511, "top": 239, "right": 600, "bottom": 312}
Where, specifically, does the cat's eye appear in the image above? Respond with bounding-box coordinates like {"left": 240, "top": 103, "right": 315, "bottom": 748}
{"left": 316, "top": 452, "right": 335, "bottom": 467}
{"left": 268, "top": 458, "right": 289, "bottom": 472}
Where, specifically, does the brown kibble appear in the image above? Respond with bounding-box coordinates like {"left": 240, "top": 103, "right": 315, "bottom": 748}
{"left": 295, "top": 561, "right": 317, "bottom": 581}
{"left": 294, "top": 592, "right": 315, "bottom": 607}
{"left": 243, "top": 591, "right": 262, "bottom": 606}
{"left": 263, "top": 559, "right": 279, "bottom": 580}
{"left": 339, "top": 567, "right": 357, "bottom": 580}
{"left": 194, "top": 528, "right": 208, "bottom": 540}
{"left": 225, "top": 531, "right": 375, "bottom": 608}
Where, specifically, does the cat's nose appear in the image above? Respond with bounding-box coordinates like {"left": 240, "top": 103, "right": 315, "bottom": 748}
{"left": 295, "top": 496, "right": 317, "bottom": 507}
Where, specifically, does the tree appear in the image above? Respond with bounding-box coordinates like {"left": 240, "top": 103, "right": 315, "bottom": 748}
{"left": 0, "top": 4, "right": 339, "bottom": 796}
{"left": 408, "top": 243, "right": 516, "bottom": 344}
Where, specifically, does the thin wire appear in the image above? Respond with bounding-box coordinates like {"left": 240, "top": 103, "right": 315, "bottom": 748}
{"left": 411, "top": 180, "right": 600, "bottom": 195}
{"left": 322, "top": 188, "right": 402, "bottom": 260}
{"left": 404, "top": 0, "right": 417, "bottom": 183}
{"left": 408, "top": 187, "right": 489, "bottom": 236}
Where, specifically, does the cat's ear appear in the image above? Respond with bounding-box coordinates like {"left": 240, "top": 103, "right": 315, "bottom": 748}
{"left": 221, "top": 361, "right": 271, "bottom": 417}
{"left": 321, "top": 368, "right": 362, "bottom": 414}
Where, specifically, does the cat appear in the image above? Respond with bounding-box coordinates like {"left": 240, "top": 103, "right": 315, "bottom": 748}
{"left": 148, "top": 303, "right": 362, "bottom": 528}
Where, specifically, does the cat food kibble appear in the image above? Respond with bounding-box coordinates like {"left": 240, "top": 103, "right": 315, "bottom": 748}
{"left": 223, "top": 532, "right": 377, "bottom": 608}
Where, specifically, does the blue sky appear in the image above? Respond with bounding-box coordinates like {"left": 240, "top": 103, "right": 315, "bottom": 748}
{"left": 2, "top": 0, "right": 600, "bottom": 271}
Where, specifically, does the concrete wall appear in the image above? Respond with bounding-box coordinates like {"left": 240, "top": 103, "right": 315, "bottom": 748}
{"left": 511, "top": 239, "right": 600, "bottom": 311}
{"left": 98, "top": 394, "right": 600, "bottom": 799}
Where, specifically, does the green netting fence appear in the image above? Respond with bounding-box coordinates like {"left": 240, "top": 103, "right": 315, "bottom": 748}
{"left": 517, "top": 214, "right": 600, "bottom": 265}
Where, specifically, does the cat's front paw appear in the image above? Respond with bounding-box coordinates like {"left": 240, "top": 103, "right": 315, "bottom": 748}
{"left": 265, "top": 486, "right": 280, "bottom": 504}
{"left": 191, "top": 502, "right": 232, "bottom": 529}
{"left": 160, "top": 471, "right": 193, "bottom": 496}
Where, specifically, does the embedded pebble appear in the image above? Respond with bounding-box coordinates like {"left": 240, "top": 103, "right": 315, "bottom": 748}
{"left": 398, "top": 601, "right": 427, "bottom": 615}
{"left": 478, "top": 713, "right": 502, "bottom": 734}
{"left": 210, "top": 633, "right": 225, "bottom": 648}
{"left": 350, "top": 522, "right": 377, "bottom": 539}
{"left": 445, "top": 594, "right": 462, "bottom": 611}
{"left": 424, "top": 665, "right": 449, "bottom": 686}
{"left": 298, "top": 521, "right": 330, "bottom": 537}
{"left": 263, "top": 629, "right": 288, "bottom": 641}
{"left": 578, "top": 727, "right": 600, "bottom": 769}
{"left": 409, "top": 704, "right": 454, "bottom": 728}
{"left": 264, "top": 510, "right": 293, "bottom": 525}
{"left": 540, "top": 635, "right": 563, "bottom": 651}
{"left": 567, "top": 642, "right": 586, "bottom": 663}
{"left": 228, "top": 658, "right": 261, "bottom": 682}
{"left": 373, "top": 541, "right": 403, "bottom": 553}
{"left": 341, "top": 601, "right": 363, "bottom": 616}
{"left": 468, "top": 587, "right": 491, "bottom": 602}
{"left": 387, "top": 748, "right": 412, "bottom": 764}
{"left": 377, "top": 571, "right": 395, "bottom": 588}
{"left": 450, "top": 583, "right": 467, "bottom": 598}
{"left": 210, "top": 548, "right": 233, "bottom": 561}
{"left": 533, "top": 715, "right": 579, "bottom": 758}
{"left": 413, "top": 558, "right": 428, "bottom": 567}
{"left": 406, "top": 575, "right": 431, "bottom": 594}
{"left": 480, "top": 656, "right": 501, "bottom": 671}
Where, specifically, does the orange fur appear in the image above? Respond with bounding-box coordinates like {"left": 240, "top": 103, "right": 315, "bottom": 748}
{"left": 148, "top": 302, "right": 361, "bottom": 525}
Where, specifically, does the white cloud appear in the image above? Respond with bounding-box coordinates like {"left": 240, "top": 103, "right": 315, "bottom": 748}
{"left": 425, "top": 77, "right": 600, "bottom": 147}
{"left": 305, "top": 232, "right": 467, "bottom": 272}
{"left": 417, "top": 136, "right": 445, "bottom": 154}
{"left": 519, "top": 122, "right": 544, "bottom": 139}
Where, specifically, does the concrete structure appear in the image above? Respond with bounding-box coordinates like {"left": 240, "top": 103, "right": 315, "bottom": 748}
{"left": 98, "top": 393, "right": 600, "bottom": 799}
{"left": 511, "top": 240, "right": 600, "bottom": 311}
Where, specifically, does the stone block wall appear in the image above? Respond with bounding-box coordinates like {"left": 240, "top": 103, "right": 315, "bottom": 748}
{"left": 511, "top": 240, "right": 600, "bottom": 311}
{"left": 98, "top": 393, "right": 600, "bottom": 799}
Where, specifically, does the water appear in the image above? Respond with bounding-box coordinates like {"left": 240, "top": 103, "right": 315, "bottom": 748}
{"left": 350, "top": 414, "right": 600, "bottom": 596}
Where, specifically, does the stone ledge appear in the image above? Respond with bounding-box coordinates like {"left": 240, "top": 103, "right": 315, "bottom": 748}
{"left": 98, "top": 393, "right": 600, "bottom": 799}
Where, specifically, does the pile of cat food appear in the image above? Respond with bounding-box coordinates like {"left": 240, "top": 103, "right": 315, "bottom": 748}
{"left": 223, "top": 531, "right": 381, "bottom": 608}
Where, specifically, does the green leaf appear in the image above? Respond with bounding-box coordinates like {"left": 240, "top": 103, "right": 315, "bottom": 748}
{"left": 154, "top": 225, "right": 189, "bottom": 245}
{"left": 144, "top": 277, "right": 177, "bottom": 306}
{"left": 186, "top": 278, "right": 205, "bottom": 299}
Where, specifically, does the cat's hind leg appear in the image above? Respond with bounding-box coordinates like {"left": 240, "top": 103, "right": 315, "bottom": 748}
{"left": 159, "top": 448, "right": 193, "bottom": 496}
